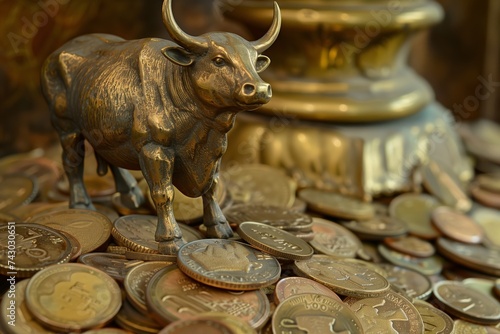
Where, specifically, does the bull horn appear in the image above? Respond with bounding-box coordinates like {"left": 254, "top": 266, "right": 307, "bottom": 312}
{"left": 162, "top": 0, "right": 207, "bottom": 51}
{"left": 251, "top": 2, "right": 281, "bottom": 53}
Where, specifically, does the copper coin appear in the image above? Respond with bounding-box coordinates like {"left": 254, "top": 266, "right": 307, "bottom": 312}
{"left": 413, "top": 300, "right": 454, "bottom": 334}
{"left": 146, "top": 265, "right": 270, "bottom": 328}
{"left": 378, "top": 244, "right": 443, "bottom": 276}
{"left": 78, "top": 253, "right": 144, "bottom": 282}
{"left": 177, "top": 239, "right": 281, "bottom": 290}
{"left": 433, "top": 280, "right": 500, "bottom": 325}
{"left": 471, "top": 182, "right": 500, "bottom": 209}
{"left": 431, "top": 206, "right": 484, "bottom": 244}
{"left": 236, "top": 221, "right": 314, "bottom": 260}
{"left": 389, "top": 193, "right": 440, "bottom": 239}
{"left": 309, "top": 217, "right": 362, "bottom": 258}
{"left": 384, "top": 236, "right": 436, "bottom": 258}
{"left": 298, "top": 188, "right": 375, "bottom": 220}
{"left": 272, "top": 293, "right": 363, "bottom": 333}
{"left": 477, "top": 173, "right": 500, "bottom": 194}
{"left": 0, "top": 224, "right": 71, "bottom": 277}
{"left": 25, "top": 263, "right": 122, "bottom": 332}
{"left": 0, "top": 174, "right": 38, "bottom": 212}
{"left": 273, "top": 276, "right": 342, "bottom": 305}
{"left": 345, "top": 290, "right": 424, "bottom": 334}
{"left": 294, "top": 255, "right": 390, "bottom": 298}
{"left": 341, "top": 215, "right": 408, "bottom": 240}
{"left": 378, "top": 263, "right": 432, "bottom": 300}
{"left": 29, "top": 209, "right": 112, "bottom": 254}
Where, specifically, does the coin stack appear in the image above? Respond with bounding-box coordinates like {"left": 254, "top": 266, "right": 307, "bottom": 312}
{"left": 1, "top": 150, "right": 500, "bottom": 333}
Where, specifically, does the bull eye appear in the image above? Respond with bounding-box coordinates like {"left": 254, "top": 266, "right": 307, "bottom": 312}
{"left": 212, "top": 57, "right": 226, "bottom": 67}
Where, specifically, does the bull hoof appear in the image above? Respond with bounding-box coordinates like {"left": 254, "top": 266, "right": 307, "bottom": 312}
{"left": 205, "top": 222, "right": 234, "bottom": 239}
{"left": 120, "top": 186, "right": 145, "bottom": 209}
{"left": 158, "top": 238, "right": 186, "bottom": 255}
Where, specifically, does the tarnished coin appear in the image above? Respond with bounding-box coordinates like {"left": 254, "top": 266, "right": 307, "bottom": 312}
{"left": 273, "top": 276, "right": 342, "bottom": 305}
{"left": 29, "top": 209, "right": 112, "bottom": 254}
{"left": 431, "top": 206, "right": 484, "bottom": 244}
{"left": 433, "top": 280, "right": 500, "bottom": 325}
{"left": 0, "top": 224, "right": 71, "bottom": 277}
{"left": 273, "top": 293, "right": 363, "bottom": 333}
{"left": 223, "top": 204, "right": 312, "bottom": 231}
{"left": 378, "top": 263, "right": 433, "bottom": 300}
{"left": 469, "top": 205, "right": 500, "bottom": 250}
{"left": 298, "top": 188, "right": 375, "bottom": 220}
{"left": 477, "top": 173, "right": 500, "bottom": 194}
{"left": 294, "top": 255, "right": 390, "bottom": 298}
{"left": 25, "top": 263, "right": 122, "bottom": 332}
{"left": 384, "top": 236, "right": 436, "bottom": 258}
{"left": 453, "top": 319, "right": 500, "bottom": 334}
{"left": 124, "top": 261, "right": 172, "bottom": 315}
{"left": 471, "top": 182, "right": 500, "bottom": 209}
{"left": 413, "top": 300, "right": 454, "bottom": 334}
{"left": 378, "top": 244, "right": 443, "bottom": 276}
{"left": 112, "top": 214, "right": 203, "bottom": 253}
{"left": 0, "top": 279, "right": 57, "bottom": 333}
{"left": 345, "top": 290, "right": 424, "bottom": 334}
{"left": 224, "top": 164, "right": 296, "bottom": 208}
{"left": 78, "top": 253, "right": 144, "bottom": 282}
{"left": 0, "top": 174, "right": 38, "bottom": 212}
{"left": 341, "top": 215, "right": 408, "bottom": 240}
{"left": 389, "top": 193, "right": 440, "bottom": 239}
{"left": 436, "top": 238, "right": 500, "bottom": 276}
{"left": 236, "top": 222, "right": 314, "bottom": 260}
{"left": 114, "top": 298, "right": 162, "bottom": 334}
{"left": 309, "top": 217, "right": 363, "bottom": 258}
{"left": 420, "top": 160, "right": 472, "bottom": 212}
{"left": 146, "top": 265, "right": 270, "bottom": 328}
{"left": 177, "top": 239, "right": 281, "bottom": 290}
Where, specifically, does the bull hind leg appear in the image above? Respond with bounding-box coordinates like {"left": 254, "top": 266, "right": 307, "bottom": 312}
{"left": 202, "top": 165, "right": 233, "bottom": 239}
{"left": 108, "top": 164, "right": 145, "bottom": 209}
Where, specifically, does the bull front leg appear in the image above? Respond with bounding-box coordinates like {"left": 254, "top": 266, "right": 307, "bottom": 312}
{"left": 202, "top": 161, "right": 233, "bottom": 239}
{"left": 139, "top": 143, "right": 185, "bottom": 254}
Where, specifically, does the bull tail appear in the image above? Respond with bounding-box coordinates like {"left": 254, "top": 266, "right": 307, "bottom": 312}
{"left": 94, "top": 152, "right": 109, "bottom": 176}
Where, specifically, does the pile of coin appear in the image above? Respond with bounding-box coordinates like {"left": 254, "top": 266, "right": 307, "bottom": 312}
{"left": 1, "top": 150, "right": 500, "bottom": 333}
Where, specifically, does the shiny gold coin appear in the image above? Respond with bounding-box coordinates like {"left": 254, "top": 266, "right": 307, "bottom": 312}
{"left": 236, "top": 222, "right": 314, "bottom": 260}
{"left": 433, "top": 280, "right": 500, "bottom": 325}
{"left": 0, "top": 279, "right": 57, "bottom": 333}
{"left": 273, "top": 276, "right": 342, "bottom": 305}
{"left": 384, "top": 235, "right": 436, "bottom": 258}
{"left": 61, "top": 230, "right": 82, "bottom": 262}
{"left": 224, "top": 164, "right": 296, "bottom": 208}
{"left": 341, "top": 215, "right": 408, "bottom": 240}
{"left": 294, "top": 255, "right": 390, "bottom": 298}
{"left": 272, "top": 293, "right": 363, "bottom": 333}
{"left": 114, "top": 298, "right": 162, "bottom": 334}
{"left": 344, "top": 290, "right": 424, "bottom": 334}
{"left": 309, "top": 217, "right": 363, "bottom": 258}
{"left": 124, "top": 261, "right": 172, "bottom": 315}
{"left": 0, "top": 174, "right": 38, "bottom": 212}
{"left": 112, "top": 214, "right": 203, "bottom": 253}
{"left": 177, "top": 239, "right": 281, "bottom": 290}
{"left": 0, "top": 224, "right": 71, "bottom": 277}
{"left": 477, "top": 173, "right": 500, "bottom": 194}
{"left": 453, "top": 319, "right": 500, "bottom": 334}
{"left": 299, "top": 188, "right": 375, "bottom": 220}
{"left": 389, "top": 193, "right": 440, "bottom": 239}
{"left": 78, "top": 253, "right": 144, "bottom": 282}
{"left": 29, "top": 209, "right": 112, "bottom": 254}
{"left": 470, "top": 204, "right": 500, "bottom": 250}
{"left": 413, "top": 300, "right": 454, "bottom": 334}
{"left": 378, "top": 244, "right": 443, "bottom": 276}
{"left": 194, "top": 313, "right": 257, "bottom": 334}
{"left": 25, "top": 263, "right": 122, "bottom": 332}
{"left": 431, "top": 206, "right": 484, "bottom": 244}
{"left": 146, "top": 265, "right": 270, "bottom": 328}
{"left": 378, "top": 263, "right": 433, "bottom": 300}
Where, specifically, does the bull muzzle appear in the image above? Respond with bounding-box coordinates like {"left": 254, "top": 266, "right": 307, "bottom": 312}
{"left": 240, "top": 82, "right": 272, "bottom": 105}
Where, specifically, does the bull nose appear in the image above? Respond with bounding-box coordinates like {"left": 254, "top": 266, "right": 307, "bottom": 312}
{"left": 240, "top": 83, "right": 272, "bottom": 103}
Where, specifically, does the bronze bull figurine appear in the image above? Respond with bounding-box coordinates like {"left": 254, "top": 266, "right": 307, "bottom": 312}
{"left": 42, "top": 0, "right": 281, "bottom": 254}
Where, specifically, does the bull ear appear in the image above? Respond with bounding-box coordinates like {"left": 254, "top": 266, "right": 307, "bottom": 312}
{"left": 161, "top": 46, "right": 194, "bottom": 66}
{"left": 255, "top": 55, "right": 271, "bottom": 73}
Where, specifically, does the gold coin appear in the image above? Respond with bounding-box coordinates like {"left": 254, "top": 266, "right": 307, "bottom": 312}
{"left": 463, "top": 278, "right": 496, "bottom": 298}
{"left": 61, "top": 230, "right": 82, "bottom": 262}
{"left": 383, "top": 235, "right": 436, "bottom": 258}
{"left": 389, "top": 193, "right": 440, "bottom": 239}
{"left": 273, "top": 276, "right": 342, "bottom": 305}
{"left": 177, "top": 239, "right": 281, "bottom": 290}
{"left": 29, "top": 209, "right": 112, "bottom": 254}
{"left": 272, "top": 293, "right": 363, "bottom": 333}
{"left": 378, "top": 244, "right": 443, "bottom": 276}
{"left": 344, "top": 290, "right": 424, "bottom": 333}
{"left": 471, "top": 182, "right": 500, "bottom": 209}
{"left": 341, "top": 215, "right": 408, "bottom": 240}
{"left": 25, "top": 263, "right": 122, "bottom": 332}
{"left": 78, "top": 253, "right": 144, "bottom": 283}
{"left": 477, "top": 173, "right": 500, "bottom": 194}
{"left": 146, "top": 265, "right": 270, "bottom": 328}
{"left": 431, "top": 206, "right": 484, "bottom": 244}
{"left": 378, "top": 263, "right": 433, "bottom": 300}
{"left": 453, "top": 319, "right": 500, "bottom": 334}
{"left": 114, "top": 298, "right": 162, "bottom": 333}
{"left": 106, "top": 245, "right": 130, "bottom": 255}
{"left": 0, "top": 279, "right": 57, "bottom": 333}
{"left": 124, "top": 261, "right": 173, "bottom": 315}
{"left": 294, "top": 255, "right": 390, "bottom": 298}
{"left": 57, "top": 174, "right": 116, "bottom": 197}
{"left": 309, "top": 217, "right": 362, "bottom": 258}
{"left": 0, "top": 174, "right": 38, "bottom": 212}
{"left": 236, "top": 222, "right": 314, "bottom": 260}
{"left": 111, "top": 192, "right": 153, "bottom": 216}
{"left": 413, "top": 300, "right": 454, "bottom": 334}
{"left": 112, "top": 214, "right": 203, "bottom": 253}
{"left": 124, "top": 250, "right": 177, "bottom": 262}
{"left": 158, "top": 317, "right": 235, "bottom": 334}
{"left": 82, "top": 329, "right": 132, "bottom": 334}
{"left": 0, "top": 224, "right": 71, "bottom": 277}
{"left": 224, "top": 164, "right": 296, "bottom": 208}
{"left": 298, "top": 188, "right": 375, "bottom": 220}
{"left": 433, "top": 280, "right": 500, "bottom": 325}
{"left": 470, "top": 204, "right": 500, "bottom": 250}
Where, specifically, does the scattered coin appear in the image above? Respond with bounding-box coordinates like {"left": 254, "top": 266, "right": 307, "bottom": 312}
{"left": 463, "top": 278, "right": 496, "bottom": 298}
{"left": 177, "top": 239, "right": 281, "bottom": 291}
{"left": 471, "top": 182, "right": 500, "bottom": 209}
{"left": 431, "top": 206, "right": 484, "bottom": 244}
{"left": 0, "top": 174, "right": 38, "bottom": 212}
{"left": 378, "top": 263, "right": 433, "bottom": 300}
{"left": 82, "top": 329, "right": 133, "bottom": 334}
{"left": 273, "top": 276, "right": 342, "bottom": 305}
{"left": 111, "top": 192, "right": 153, "bottom": 216}
{"left": 412, "top": 299, "right": 454, "bottom": 334}
{"left": 124, "top": 250, "right": 177, "bottom": 262}
{"left": 158, "top": 317, "right": 235, "bottom": 334}
{"left": 469, "top": 204, "right": 500, "bottom": 249}
{"left": 384, "top": 235, "right": 436, "bottom": 258}
{"left": 341, "top": 215, "right": 408, "bottom": 240}
{"left": 57, "top": 174, "right": 116, "bottom": 198}
{"left": 477, "top": 173, "right": 500, "bottom": 194}
{"left": 160, "top": 313, "right": 257, "bottom": 334}
{"left": 62, "top": 230, "right": 83, "bottom": 261}
{"left": 452, "top": 319, "right": 500, "bottom": 334}
{"left": 378, "top": 244, "right": 443, "bottom": 276}
{"left": 308, "top": 217, "right": 363, "bottom": 258}
{"left": 78, "top": 252, "right": 144, "bottom": 282}
{"left": 114, "top": 298, "right": 162, "bottom": 334}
